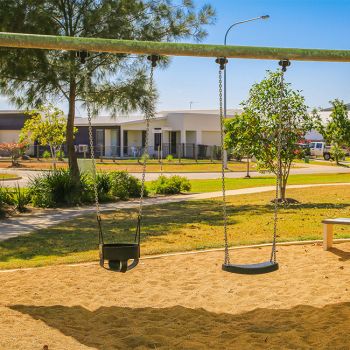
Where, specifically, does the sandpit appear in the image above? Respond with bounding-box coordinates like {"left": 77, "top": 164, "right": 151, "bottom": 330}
{"left": 1, "top": 242, "right": 350, "bottom": 349}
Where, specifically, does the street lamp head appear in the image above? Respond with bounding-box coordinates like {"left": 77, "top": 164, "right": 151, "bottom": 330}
{"left": 261, "top": 15, "right": 270, "bottom": 20}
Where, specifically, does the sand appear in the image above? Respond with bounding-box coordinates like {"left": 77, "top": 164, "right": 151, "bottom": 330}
{"left": 1, "top": 243, "right": 350, "bottom": 349}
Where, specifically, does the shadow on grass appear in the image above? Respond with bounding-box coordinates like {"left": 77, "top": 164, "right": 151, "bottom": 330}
{"left": 10, "top": 302, "right": 350, "bottom": 349}
{"left": 1, "top": 198, "right": 350, "bottom": 263}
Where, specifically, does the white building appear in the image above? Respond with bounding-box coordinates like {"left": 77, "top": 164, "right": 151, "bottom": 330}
{"left": 74, "top": 109, "right": 241, "bottom": 158}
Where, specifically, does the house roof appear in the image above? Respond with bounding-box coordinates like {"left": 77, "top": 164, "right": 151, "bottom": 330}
{"left": 74, "top": 109, "right": 243, "bottom": 126}
{"left": 158, "top": 109, "right": 242, "bottom": 115}
{"left": 74, "top": 115, "right": 167, "bottom": 126}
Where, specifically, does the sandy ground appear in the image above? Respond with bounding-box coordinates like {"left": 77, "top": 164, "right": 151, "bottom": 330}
{"left": 1, "top": 243, "right": 350, "bottom": 350}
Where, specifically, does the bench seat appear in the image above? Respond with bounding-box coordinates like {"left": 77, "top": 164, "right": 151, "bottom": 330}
{"left": 322, "top": 218, "right": 350, "bottom": 251}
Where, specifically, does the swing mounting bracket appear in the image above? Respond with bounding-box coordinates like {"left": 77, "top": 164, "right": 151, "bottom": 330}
{"left": 279, "top": 59, "right": 291, "bottom": 72}
{"left": 147, "top": 55, "right": 160, "bottom": 67}
{"left": 215, "top": 57, "right": 228, "bottom": 70}
{"left": 76, "top": 50, "right": 90, "bottom": 64}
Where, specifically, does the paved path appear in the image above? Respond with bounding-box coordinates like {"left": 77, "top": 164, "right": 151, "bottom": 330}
{"left": 1, "top": 182, "right": 350, "bottom": 241}
{"left": 1, "top": 163, "right": 350, "bottom": 187}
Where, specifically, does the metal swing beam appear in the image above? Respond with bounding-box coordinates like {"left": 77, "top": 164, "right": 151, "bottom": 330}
{"left": 0, "top": 32, "right": 350, "bottom": 62}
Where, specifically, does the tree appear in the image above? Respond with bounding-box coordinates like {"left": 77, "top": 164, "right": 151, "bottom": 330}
{"left": 225, "top": 115, "right": 254, "bottom": 177}
{"left": 0, "top": 142, "right": 28, "bottom": 166}
{"left": 316, "top": 99, "right": 350, "bottom": 164}
{"left": 20, "top": 104, "right": 72, "bottom": 169}
{"left": 225, "top": 70, "right": 315, "bottom": 201}
{"left": 0, "top": 0, "right": 215, "bottom": 183}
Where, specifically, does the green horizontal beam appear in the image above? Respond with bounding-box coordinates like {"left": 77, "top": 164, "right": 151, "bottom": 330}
{"left": 0, "top": 31, "right": 350, "bottom": 62}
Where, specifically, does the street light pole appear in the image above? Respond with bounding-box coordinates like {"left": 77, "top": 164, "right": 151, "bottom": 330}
{"left": 223, "top": 15, "right": 269, "bottom": 169}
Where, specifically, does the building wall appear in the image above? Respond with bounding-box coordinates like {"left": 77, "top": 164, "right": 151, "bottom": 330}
{"left": 127, "top": 130, "right": 143, "bottom": 147}
{"left": 202, "top": 131, "right": 221, "bottom": 146}
{"left": 186, "top": 131, "right": 196, "bottom": 144}
{"left": 0, "top": 112, "right": 30, "bottom": 130}
{"left": 123, "top": 119, "right": 167, "bottom": 131}
{"left": 75, "top": 126, "right": 120, "bottom": 147}
{"left": 0, "top": 130, "right": 21, "bottom": 143}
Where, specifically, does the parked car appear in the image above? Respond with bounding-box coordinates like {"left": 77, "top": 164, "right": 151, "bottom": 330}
{"left": 309, "top": 142, "right": 349, "bottom": 160}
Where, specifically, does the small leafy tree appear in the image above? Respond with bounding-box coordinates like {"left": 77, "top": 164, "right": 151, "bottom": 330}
{"left": 316, "top": 99, "right": 350, "bottom": 164}
{"left": 20, "top": 105, "right": 73, "bottom": 169}
{"left": 0, "top": 142, "right": 28, "bottom": 166}
{"left": 225, "top": 70, "right": 315, "bottom": 201}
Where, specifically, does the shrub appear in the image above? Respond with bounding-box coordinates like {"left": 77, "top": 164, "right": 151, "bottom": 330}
{"left": 42, "top": 150, "right": 51, "bottom": 159}
{"left": 330, "top": 144, "right": 345, "bottom": 164}
{"left": 56, "top": 150, "right": 65, "bottom": 160}
{"left": 150, "top": 175, "right": 191, "bottom": 195}
{"left": 6, "top": 185, "right": 30, "bottom": 212}
{"left": 0, "top": 185, "right": 29, "bottom": 213}
{"left": 87, "top": 172, "right": 113, "bottom": 202}
{"left": 0, "top": 142, "right": 28, "bottom": 166}
{"left": 109, "top": 171, "right": 145, "bottom": 200}
{"left": 166, "top": 154, "right": 174, "bottom": 162}
{"left": 0, "top": 186, "right": 7, "bottom": 210}
{"left": 28, "top": 169, "right": 91, "bottom": 207}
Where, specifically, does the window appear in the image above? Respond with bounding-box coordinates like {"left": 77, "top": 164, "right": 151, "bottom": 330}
{"left": 96, "top": 129, "right": 104, "bottom": 146}
{"left": 123, "top": 130, "right": 128, "bottom": 154}
{"left": 154, "top": 133, "right": 162, "bottom": 149}
{"left": 142, "top": 131, "right": 146, "bottom": 148}
{"left": 96, "top": 129, "right": 104, "bottom": 156}
{"left": 316, "top": 143, "right": 323, "bottom": 149}
{"left": 310, "top": 143, "right": 315, "bottom": 148}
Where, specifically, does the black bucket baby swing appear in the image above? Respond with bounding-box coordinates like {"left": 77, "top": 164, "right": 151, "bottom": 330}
{"left": 79, "top": 51, "right": 159, "bottom": 273}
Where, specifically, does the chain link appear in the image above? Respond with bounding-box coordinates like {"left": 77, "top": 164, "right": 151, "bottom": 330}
{"left": 218, "top": 67, "right": 230, "bottom": 265}
{"left": 85, "top": 64, "right": 104, "bottom": 244}
{"left": 137, "top": 64, "right": 154, "bottom": 223}
{"left": 270, "top": 65, "right": 287, "bottom": 263}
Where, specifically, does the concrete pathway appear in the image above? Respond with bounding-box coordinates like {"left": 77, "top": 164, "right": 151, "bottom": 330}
{"left": 1, "top": 182, "right": 350, "bottom": 241}
{"left": 1, "top": 163, "right": 350, "bottom": 187}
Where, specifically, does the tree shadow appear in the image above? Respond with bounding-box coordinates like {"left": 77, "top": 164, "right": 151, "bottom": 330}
{"left": 10, "top": 302, "right": 350, "bottom": 349}
{"left": 329, "top": 247, "right": 350, "bottom": 261}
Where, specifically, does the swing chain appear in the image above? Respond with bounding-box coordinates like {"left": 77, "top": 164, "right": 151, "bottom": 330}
{"left": 216, "top": 57, "right": 230, "bottom": 265}
{"left": 136, "top": 55, "right": 159, "bottom": 243}
{"left": 82, "top": 52, "right": 104, "bottom": 244}
{"left": 271, "top": 59, "right": 290, "bottom": 263}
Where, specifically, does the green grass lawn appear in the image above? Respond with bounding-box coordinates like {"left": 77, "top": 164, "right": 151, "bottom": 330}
{"left": 0, "top": 173, "right": 20, "bottom": 180}
{"left": 186, "top": 173, "right": 350, "bottom": 193}
{"left": 1, "top": 185, "right": 350, "bottom": 270}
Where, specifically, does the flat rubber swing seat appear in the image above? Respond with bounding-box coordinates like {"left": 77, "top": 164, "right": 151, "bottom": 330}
{"left": 222, "top": 261, "right": 279, "bottom": 275}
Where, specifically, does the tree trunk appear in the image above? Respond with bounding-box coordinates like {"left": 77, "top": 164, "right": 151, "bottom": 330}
{"left": 67, "top": 77, "right": 80, "bottom": 183}
{"left": 49, "top": 143, "right": 57, "bottom": 171}
{"left": 279, "top": 181, "right": 286, "bottom": 201}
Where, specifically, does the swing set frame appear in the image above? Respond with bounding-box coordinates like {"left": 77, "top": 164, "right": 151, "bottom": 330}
{"left": 0, "top": 31, "right": 347, "bottom": 274}
{"left": 0, "top": 31, "right": 350, "bottom": 62}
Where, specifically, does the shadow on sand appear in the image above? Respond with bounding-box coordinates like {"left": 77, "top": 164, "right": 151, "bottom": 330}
{"left": 10, "top": 302, "right": 350, "bottom": 349}
{"left": 329, "top": 247, "right": 350, "bottom": 261}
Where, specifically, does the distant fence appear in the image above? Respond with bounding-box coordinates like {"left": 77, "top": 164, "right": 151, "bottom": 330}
{"left": 23, "top": 143, "right": 223, "bottom": 161}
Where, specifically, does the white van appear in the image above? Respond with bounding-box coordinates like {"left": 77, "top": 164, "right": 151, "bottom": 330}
{"left": 309, "top": 142, "right": 348, "bottom": 160}
{"left": 309, "top": 142, "right": 327, "bottom": 158}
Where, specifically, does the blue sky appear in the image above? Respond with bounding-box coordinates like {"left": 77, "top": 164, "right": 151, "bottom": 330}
{"left": 1, "top": 0, "right": 350, "bottom": 114}
{"left": 156, "top": 0, "right": 350, "bottom": 112}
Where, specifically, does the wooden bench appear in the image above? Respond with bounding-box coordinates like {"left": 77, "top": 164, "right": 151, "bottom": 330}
{"left": 322, "top": 218, "right": 350, "bottom": 251}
